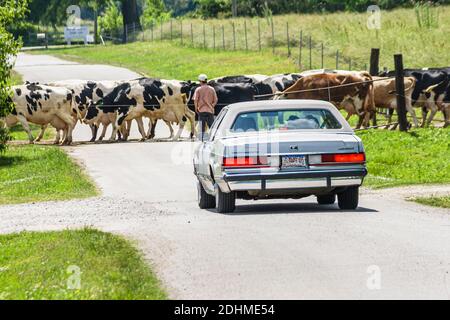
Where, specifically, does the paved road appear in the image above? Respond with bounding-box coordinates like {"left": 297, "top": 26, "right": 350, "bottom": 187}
{"left": 9, "top": 53, "right": 450, "bottom": 299}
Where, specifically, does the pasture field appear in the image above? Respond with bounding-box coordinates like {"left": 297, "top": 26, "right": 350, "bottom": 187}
{"left": 136, "top": 6, "right": 449, "bottom": 70}
{"left": 0, "top": 145, "right": 98, "bottom": 204}
{"left": 0, "top": 228, "right": 167, "bottom": 300}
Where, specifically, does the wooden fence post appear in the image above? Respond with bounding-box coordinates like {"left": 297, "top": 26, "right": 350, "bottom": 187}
{"left": 336, "top": 50, "right": 339, "bottom": 69}
{"left": 222, "top": 25, "right": 225, "bottom": 50}
{"left": 321, "top": 43, "right": 324, "bottom": 69}
{"left": 299, "top": 30, "right": 302, "bottom": 70}
{"left": 258, "top": 19, "right": 261, "bottom": 51}
{"left": 394, "top": 54, "right": 409, "bottom": 131}
{"left": 271, "top": 20, "right": 275, "bottom": 55}
{"left": 232, "top": 22, "right": 236, "bottom": 50}
{"left": 180, "top": 20, "right": 183, "bottom": 45}
{"left": 370, "top": 48, "right": 380, "bottom": 76}
{"left": 309, "top": 35, "right": 312, "bottom": 69}
{"left": 244, "top": 20, "right": 248, "bottom": 51}
{"left": 151, "top": 21, "right": 154, "bottom": 41}
{"left": 213, "top": 25, "right": 216, "bottom": 50}
{"left": 287, "top": 22, "right": 290, "bottom": 57}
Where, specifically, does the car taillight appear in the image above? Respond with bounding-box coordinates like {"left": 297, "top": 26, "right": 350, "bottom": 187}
{"left": 223, "top": 156, "right": 269, "bottom": 168}
{"left": 310, "top": 153, "right": 365, "bottom": 165}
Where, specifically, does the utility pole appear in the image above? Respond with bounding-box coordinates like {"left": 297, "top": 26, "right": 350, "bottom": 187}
{"left": 232, "top": 0, "right": 237, "bottom": 17}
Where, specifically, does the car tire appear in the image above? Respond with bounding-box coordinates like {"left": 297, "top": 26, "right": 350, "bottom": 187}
{"left": 317, "top": 194, "right": 336, "bottom": 205}
{"left": 216, "top": 187, "right": 236, "bottom": 214}
{"left": 337, "top": 187, "right": 359, "bottom": 210}
{"left": 197, "top": 180, "right": 215, "bottom": 209}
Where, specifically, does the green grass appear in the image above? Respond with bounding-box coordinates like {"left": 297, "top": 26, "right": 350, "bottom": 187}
{"left": 0, "top": 228, "right": 167, "bottom": 300}
{"left": 32, "top": 42, "right": 298, "bottom": 80}
{"left": 8, "top": 124, "right": 55, "bottom": 141}
{"left": 0, "top": 145, "right": 98, "bottom": 204}
{"left": 358, "top": 128, "right": 450, "bottom": 188}
{"left": 412, "top": 196, "right": 450, "bottom": 209}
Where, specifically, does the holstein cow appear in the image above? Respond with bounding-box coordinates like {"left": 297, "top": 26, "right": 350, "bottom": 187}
{"left": 380, "top": 69, "right": 449, "bottom": 127}
{"left": 253, "top": 73, "right": 303, "bottom": 100}
{"left": 4, "top": 83, "right": 76, "bottom": 145}
{"left": 277, "top": 72, "right": 375, "bottom": 129}
{"left": 47, "top": 80, "right": 126, "bottom": 141}
{"left": 84, "top": 78, "right": 195, "bottom": 141}
{"left": 372, "top": 76, "right": 418, "bottom": 129}
{"left": 211, "top": 74, "right": 269, "bottom": 84}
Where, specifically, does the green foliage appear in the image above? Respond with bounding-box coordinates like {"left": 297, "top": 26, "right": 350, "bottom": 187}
{"left": 98, "top": 0, "right": 123, "bottom": 33}
{"left": 415, "top": 1, "right": 440, "bottom": 28}
{"left": 141, "top": 0, "right": 171, "bottom": 27}
{"left": 194, "top": 0, "right": 231, "bottom": 18}
{"left": 0, "top": 229, "right": 167, "bottom": 299}
{"left": 0, "top": 0, "right": 28, "bottom": 153}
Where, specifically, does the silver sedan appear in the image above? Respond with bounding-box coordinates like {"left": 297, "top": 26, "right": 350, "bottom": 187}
{"left": 193, "top": 100, "right": 368, "bottom": 213}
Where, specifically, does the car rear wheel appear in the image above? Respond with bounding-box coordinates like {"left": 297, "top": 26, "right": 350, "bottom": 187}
{"left": 197, "top": 180, "right": 215, "bottom": 209}
{"left": 317, "top": 194, "right": 336, "bottom": 205}
{"left": 337, "top": 187, "right": 359, "bottom": 210}
{"left": 216, "top": 186, "right": 236, "bottom": 214}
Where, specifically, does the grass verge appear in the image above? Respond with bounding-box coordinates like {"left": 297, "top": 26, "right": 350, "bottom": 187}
{"left": 0, "top": 145, "right": 98, "bottom": 204}
{"left": 412, "top": 196, "right": 450, "bottom": 209}
{"left": 0, "top": 228, "right": 167, "bottom": 300}
{"left": 359, "top": 128, "right": 450, "bottom": 188}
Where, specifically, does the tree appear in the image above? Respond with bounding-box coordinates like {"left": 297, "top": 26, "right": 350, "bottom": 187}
{"left": 141, "top": 0, "right": 171, "bottom": 27}
{"left": 121, "top": 0, "right": 141, "bottom": 42}
{"left": 0, "top": 0, "right": 28, "bottom": 152}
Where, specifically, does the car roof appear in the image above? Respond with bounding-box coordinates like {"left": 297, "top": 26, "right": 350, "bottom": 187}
{"left": 219, "top": 100, "right": 354, "bottom": 133}
{"left": 226, "top": 99, "right": 338, "bottom": 112}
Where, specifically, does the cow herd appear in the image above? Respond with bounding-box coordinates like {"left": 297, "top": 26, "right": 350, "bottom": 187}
{"left": 2, "top": 68, "right": 449, "bottom": 145}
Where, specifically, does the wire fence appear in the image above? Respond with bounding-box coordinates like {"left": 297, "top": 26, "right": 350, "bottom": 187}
{"left": 101, "top": 19, "right": 369, "bottom": 73}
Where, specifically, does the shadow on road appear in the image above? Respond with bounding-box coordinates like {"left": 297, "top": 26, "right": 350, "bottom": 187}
{"left": 209, "top": 202, "right": 378, "bottom": 216}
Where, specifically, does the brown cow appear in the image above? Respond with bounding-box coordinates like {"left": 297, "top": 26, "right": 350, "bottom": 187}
{"left": 277, "top": 72, "right": 375, "bottom": 129}
{"left": 372, "top": 76, "right": 418, "bottom": 129}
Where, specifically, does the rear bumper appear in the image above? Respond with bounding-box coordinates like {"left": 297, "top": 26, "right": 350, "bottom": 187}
{"left": 222, "top": 169, "right": 367, "bottom": 192}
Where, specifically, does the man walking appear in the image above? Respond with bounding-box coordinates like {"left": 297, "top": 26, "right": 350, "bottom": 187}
{"left": 193, "top": 74, "right": 218, "bottom": 140}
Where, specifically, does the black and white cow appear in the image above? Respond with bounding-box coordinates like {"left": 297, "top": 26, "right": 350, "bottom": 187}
{"left": 4, "top": 83, "right": 76, "bottom": 145}
{"left": 253, "top": 73, "right": 303, "bottom": 100}
{"left": 211, "top": 74, "right": 269, "bottom": 85}
{"left": 380, "top": 69, "right": 449, "bottom": 127}
{"left": 84, "top": 78, "right": 195, "bottom": 141}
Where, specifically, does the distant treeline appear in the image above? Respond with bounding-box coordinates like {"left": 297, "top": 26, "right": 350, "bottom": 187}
{"left": 185, "top": 0, "right": 450, "bottom": 18}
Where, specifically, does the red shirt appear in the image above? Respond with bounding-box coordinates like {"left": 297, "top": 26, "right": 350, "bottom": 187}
{"left": 193, "top": 84, "right": 218, "bottom": 114}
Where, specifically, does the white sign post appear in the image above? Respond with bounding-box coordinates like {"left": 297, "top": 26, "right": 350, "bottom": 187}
{"left": 64, "top": 26, "right": 89, "bottom": 45}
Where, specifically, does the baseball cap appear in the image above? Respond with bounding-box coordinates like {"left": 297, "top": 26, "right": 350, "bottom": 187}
{"left": 198, "top": 74, "right": 208, "bottom": 82}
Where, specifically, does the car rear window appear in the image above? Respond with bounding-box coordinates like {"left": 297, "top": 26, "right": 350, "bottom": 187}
{"left": 230, "top": 109, "right": 342, "bottom": 132}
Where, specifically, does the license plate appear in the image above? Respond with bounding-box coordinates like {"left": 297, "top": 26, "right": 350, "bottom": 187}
{"left": 281, "top": 155, "right": 307, "bottom": 168}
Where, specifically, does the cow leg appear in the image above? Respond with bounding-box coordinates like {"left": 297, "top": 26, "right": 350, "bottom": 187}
{"left": 385, "top": 109, "right": 394, "bottom": 130}
{"left": 165, "top": 121, "right": 174, "bottom": 139}
{"left": 420, "top": 107, "right": 428, "bottom": 128}
{"left": 443, "top": 104, "right": 450, "bottom": 128}
{"left": 185, "top": 109, "right": 197, "bottom": 139}
{"left": 406, "top": 103, "right": 419, "bottom": 128}
{"left": 89, "top": 124, "right": 98, "bottom": 142}
{"left": 148, "top": 118, "right": 158, "bottom": 140}
{"left": 426, "top": 105, "right": 438, "bottom": 127}
{"left": 57, "top": 112, "right": 75, "bottom": 145}
{"left": 34, "top": 124, "right": 48, "bottom": 142}
{"left": 98, "top": 123, "right": 108, "bottom": 141}
{"left": 174, "top": 117, "right": 187, "bottom": 141}
{"left": 135, "top": 117, "right": 147, "bottom": 141}
{"left": 53, "top": 129, "right": 61, "bottom": 145}
{"left": 16, "top": 114, "right": 34, "bottom": 143}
